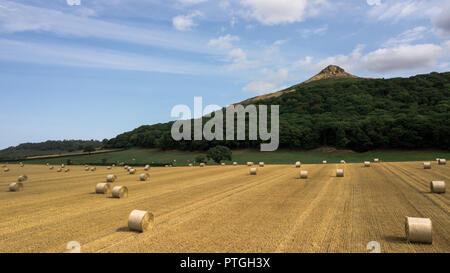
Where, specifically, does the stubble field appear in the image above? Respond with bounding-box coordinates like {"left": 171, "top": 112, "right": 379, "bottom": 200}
{"left": 0, "top": 161, "right": 448, "bottom": 253}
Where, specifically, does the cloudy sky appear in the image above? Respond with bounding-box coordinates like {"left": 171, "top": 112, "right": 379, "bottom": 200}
{"left": 0, "top": 0, "right": 449, "bottom": 148}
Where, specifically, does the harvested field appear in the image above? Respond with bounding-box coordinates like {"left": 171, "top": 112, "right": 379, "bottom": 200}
{"left": 0, "top": 162, "right": 448, "bottom": 253}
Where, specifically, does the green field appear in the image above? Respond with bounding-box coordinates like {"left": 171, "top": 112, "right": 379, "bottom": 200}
{"left": 8, "top": 148, "right": 449, "bottom": 166}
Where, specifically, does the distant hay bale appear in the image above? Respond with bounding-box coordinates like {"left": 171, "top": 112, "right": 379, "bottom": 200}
{"left": 249, "top": 168, "right": 257, "bottom": 175}
{"left": 200, "top": 163, "right": 205, "bottom": 167}
{"left": 57, "top": 168, "right": 62, "bottom": 172}
{"left": 124, "top": 165, "right": 129, "bottom": 170}
{"left": 18, "top": 175, "right": 28, "bottom": 182}
{"left": 64, "top": 169, "right": 70, "bottom": 172}
{"left": 340, "top": 160, "right": 346, "bottom": 164}
{"left": 259, "top": 162, "right": 264, "bottom": 167}
{"left": 423, "top": 162, "right": 431, "bottom": 169}
{"left": 1, "top": 164, "right": 6, "bottom": 168}
{"left": 374, "top": 158, "right": 379, "bottom": 163}
{"left": 61, "top": 164, "right": 65, "bottom": 168}
{"left": 106, "top": 174, "right": 117, "bottom": 182}
{"left": 144, "top": 166, "right": 150, "bottom": 171}
{"left": 95, "top": 183, "right": 111, "bottom": 194}
{"left": 128, "top": 210, "right": 154, "bottom": 232}
{"left": 336, "top": 169, "right": 344, "bottom": 177}
{"left": 20, "top": 163, "right": 24, "bottom": 167}
{"left": 364, "top": 161, "right": 371, "bottom": 167}
{"left": 233, "top": 162, "right": 238, "bottom": 166}
{"left": 140, "top": 173, "right": 149, "bottom": 181}
{"left": 107, "top": 166, "right": 112, "bottom": 170}
{"left": 300, "top": 170, "right": 308, "bottom": 179}
{"left": 221, "top": 163, "right": 225, "bottom": 166}
{"left": 112, "top": 164, "right": 116, "bottom": 167}
{"left": 112, "top": 186, "right": 128, "bottom": 198}
{"left": 128, "top": 169, "right": 136, "bottom": 174}
{"left": 3, "top": 168, "right": 9, "bottom": 172}
{"left": 9, "top": 182, "right": 23, "bottom": 192}
{"left": 247, "top": 162, "right": 253, "bottom": 166}
{"left": 430, "top": 181, "right": 446, "bottom": 193}
{"left": 405, "top": 217, "right": 432, "bottom": 244}
{"left": 322, "top": 160, "right": 327, "bottom": 164}
{"left": 46, "top": 163, "right": 49, "bottom": 166}
{"left": 49, "top": 166, "right": 54, "bottom": 170}
{"left": 85, "top": 167, "right": 89, "bottom": 171}
{"left": 438, "top": 159, "right": 446, "bottom": 165}
{"left": 295, "top": 161, "right": 301, "bottom": 168}
{"left": 91, "top": 167, "right": 96, "bottom": 171}
{"left": 188, "top": 163, "right": 193, "bottom": 167}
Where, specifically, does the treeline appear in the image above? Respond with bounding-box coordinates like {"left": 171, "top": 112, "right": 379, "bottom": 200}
{"left": 105, "top": 72, "right": 450, "bottom": 152}
{"left": 0, "top": 140, "right": 103, "bottom": 160}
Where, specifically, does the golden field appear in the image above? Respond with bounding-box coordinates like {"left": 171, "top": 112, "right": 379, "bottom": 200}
{"left": 0, "top": 162, "right": 448, "bottom": 253}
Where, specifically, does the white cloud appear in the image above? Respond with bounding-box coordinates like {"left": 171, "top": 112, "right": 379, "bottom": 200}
{"left": 432, "top": 5, "right": 450, "bottom": 37}
{"left": 301, "top": 24, "right": 328, "bottom": 38}
{"left": 368, "top": 1, "right": 441, "bottom": 22}
{"left": 0, "top": 39, "right": 213, "bottom": 75}
{"left": 208, "top": 34, "right": 240, "bottom": 50}
{"left": 243, "top": 68, "right": 289, "bottom": 94}
{"left": 172, "top": 11, "right": 202, "bottom": 31}
{"left": 66, "top": 0, "right": 81, "bottom": 6}
{"left": 366, "top": 0, "right": 381, "bottom": 6}
{"left": 239, "top": 0, "right": 328, "bottom": 25}
{"left": 0, "top": 1, "right": 207, "bottom": 53}
{"left": 383, "top": 26, "right": 427, "bottom": 47}
{"left": 298, "top": 42, "right": 448, "bottom": 75}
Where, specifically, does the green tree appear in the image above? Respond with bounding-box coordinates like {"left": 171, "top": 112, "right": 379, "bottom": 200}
{"left": 83, "top": 145, "right": 95, "bottom": 153}
{"left": 206, "top": 145, "right": 232, "bottom": 164}
{"left": 195, "top": 155, "right": 206, "bottom": 164}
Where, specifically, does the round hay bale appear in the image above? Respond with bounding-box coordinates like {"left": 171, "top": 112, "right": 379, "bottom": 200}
{"left": 20, "top": 163, "right": 24, "bottom": 167}
{"left": 423, "top": 162, "right": 431, "bottom": 169}
{"left": 300, "top": 170, "right": 308, "bottom": 179}
{"left": 233, "top": 162, "right": 238, "bottom": 166}
{"left": 107, "top": 166, "right": 112, "bottom": 170}
{"left": 112, "top": 186, "right": 128, "bottom": 198}
{"left": 438, "top": 159, "right": 446, "bottom": 165}
{"left": 9, "top": 182, "right": 23, "bottom": 192}
{"left": 247, "top": 162, "right": 253, "bottom": 166}
{"left": 85, "top": 167, "right": 89, "bottom": 171}
{"left": 61, "top": 164, "right": 65, "bottom": 168}
{"left": 336, "top": 169, "right": 344, "bottom": 177}
{"left": 322, "top": 160, "right": 327, "bottom": 164}
{"left": 17, "top": 175, "right": 28, "bottom": 182}
{"left": 49, "top": 166, "right": 54, "bottom": 170}
{"left": 57, "top": 168, "right": 62, "bottom": 172}
{"left": 430, "top": 181, "right": 445, "bottom": 194}
{"left": 3, "top": 168, "right": 9, "bottom": 172}
{"left": 374, "top": 158, "right": 380, "bottom": 163}
{"left": 124, "top": 165, "right": 129, "bottom": 170}
{"left": 140, "top": 173, "right": 149, "bottom": 181}
{"left": 128, "top": 210, "right": 154, "bottom": 232}
{"left": 249, "top": 168, "right": 257, "bottom": 175}
{"left": 95, "top": 183, "right": 111, "bottom": 194}
{"left": 106, "top": 174, "right": 117, "bottom": 182}
{"left": 90, "top": 167, "right": 96, "bottom": 171}
{"left": 144, "top": 165, "right": 150, "bottom": 171}
{"left": 221, "top": 163, "right": 225, "bottom": 166}
{"left": 295, "top": 161, "right": 301, "bottom": 168}
{"left": 200, "top": 163, "right": 205, "bottom": 167}
{"left": 128, "top": 169, "right": 136, "bottom": 174}
{"left": 405, "top": 217, "right": 432, "bottom": 244}
{"left": 364, "top": 161, "right": 371, "bottom": 167}
{"left": 340, "top": 160, "right": 346, "bottom": 164}
{"left": 259, "top": 162, "right": 264, "bottom": 167}
{"left": 64, "top": 169, "right": 70, "bottom": 172}
{"left": 188, "top": 163, "right": 193, "bottom": 167}
{"left": 112, "top": 164, "right": 116, "bottom": 167}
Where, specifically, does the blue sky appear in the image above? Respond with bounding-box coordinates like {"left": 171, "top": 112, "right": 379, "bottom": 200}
{"left": 0, "top": 0, "right": 449, "bottom": 149}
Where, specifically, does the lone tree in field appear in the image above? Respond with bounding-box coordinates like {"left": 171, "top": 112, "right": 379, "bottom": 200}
{"left": 206, "top": 146, "right": 232, "bottom": 164}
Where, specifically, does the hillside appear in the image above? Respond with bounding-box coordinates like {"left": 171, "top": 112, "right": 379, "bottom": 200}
{"left": 0, "top": 140, "right": 103, "bottom": 160}
{"left": 240, "top": 65, "right": 359, "bottom": 104}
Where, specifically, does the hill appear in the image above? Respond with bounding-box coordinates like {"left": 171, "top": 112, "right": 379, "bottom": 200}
{"left": 0, "top": 140, "right": 103, "bottom": 160}
{"left": 104, "top": 68, "right": 450, "bottom": 152}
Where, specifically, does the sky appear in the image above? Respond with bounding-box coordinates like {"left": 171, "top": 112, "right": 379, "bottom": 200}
{"left": 0, "top": 0, "right": 449, "bottom": 149}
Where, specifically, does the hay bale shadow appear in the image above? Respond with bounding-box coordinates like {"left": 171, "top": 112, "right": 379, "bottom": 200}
{"left": 383, "top": 235, "right": 406, "bottom": 243}
{"left": 116, "top": 226, "right": 140, "bottom": 233}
